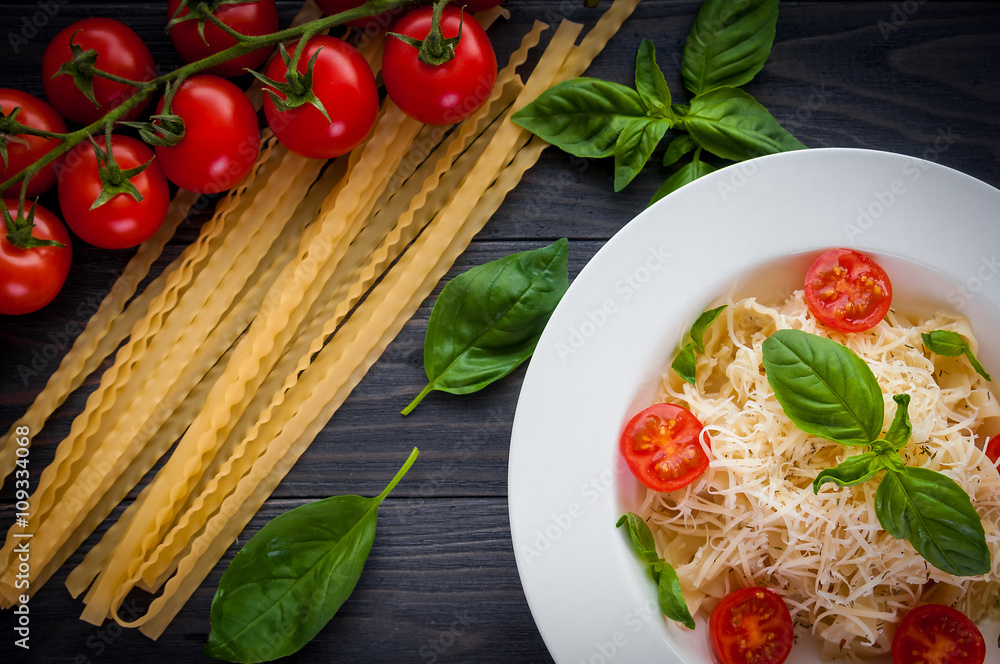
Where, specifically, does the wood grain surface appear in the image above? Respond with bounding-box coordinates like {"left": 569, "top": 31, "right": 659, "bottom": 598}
{"left": 0, "top": 1, "right": 997, "bottom": 662}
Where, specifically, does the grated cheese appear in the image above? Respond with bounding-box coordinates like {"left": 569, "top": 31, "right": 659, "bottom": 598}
{"left": 640, "top": 290, "right": 1000, "bottom": 661}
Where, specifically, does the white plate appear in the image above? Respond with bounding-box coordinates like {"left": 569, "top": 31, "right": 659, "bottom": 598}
{"left": 508, "top": 148, "right": 1000, "bottom": 663}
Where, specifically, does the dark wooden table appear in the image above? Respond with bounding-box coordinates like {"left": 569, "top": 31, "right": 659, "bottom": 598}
{"left": 0, "top": 1, "right": 997, "bottom": 662}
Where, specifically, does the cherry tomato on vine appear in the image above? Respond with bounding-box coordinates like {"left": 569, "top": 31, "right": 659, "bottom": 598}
{"left": 803, "top": 248, "right": 893, "bottom": 333}
{"left": 0, "top": 89, "right": 67, "bottom": 198}
{"left": 986, "top": 434, "right": 1000, "bottom": 465}
{"left": 0, "top": 200, "right": 72, "bottom": 315}
{"left": 314, "top": 0, "right": 403, "bottom": 32}
{"left": 261, "top": 36, "right": 378, "bottom": 159}
{"left": 891, "top": 604, "right": 985, "bottom": 664}
{"left": 620, "top": 402, "right": 709, "bottom": 493}
{"left": 154, "top": 75, "right": 260, "bottom": 194}
{"left": 58, "top": 135, "right": 169, "bottom": 250}
{"left": 382, "top": 5, "right": 497, "bottom": 125}
{"left": 167, "top": 0, "right": 279, "bottom": 79}
{"left": 42, "top": 18, "right": 156, "bottom": 126}
{"left": 709, "top": 587, "right": 794, "bottom": 664}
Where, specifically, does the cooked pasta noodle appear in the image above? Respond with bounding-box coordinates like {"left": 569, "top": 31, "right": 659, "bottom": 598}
{"left": 640, "top": 291, "right": 1000, "bottom": 660}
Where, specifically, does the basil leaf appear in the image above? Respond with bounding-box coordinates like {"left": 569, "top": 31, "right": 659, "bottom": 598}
{"left": 662, "top": 134, "right": 697, "bottom": 167}
{"left": 205, "top": 449, "right": 419, "bottom": 663}
{"left": 671, "top": 343, "right": 698, "bottom": 386}
{"left": 613, "top": 117, "right": 672, "bottom": 191}
{"left": 683, "top": 87, "right": 805, "bottom": 162}
{"left": 762, "top": 330, "right": 883, "bottom": 446}
{"left": 635, "top": 39, "right": 671, "bottom": 117}
{"left": 813, "top": 451, "right": 885, "bottom": 492}
{"left": 682, "top": 0, "right": 780, "bottom": 96}
{"left": 922, "top": 330, "right": 993, "bottom": 382}
{"left": 511, "top": 78, "right": 646, "bottom": 158}
{"left": 403, "top": 239, "right": 569, "bottom": 414}
{"left": 921, "top": 330, "right": 967, "bottom": 357}
{"left": 617, "top": 513, "right": 695, "bottom": 630}
{"left": 652, "top": 561, "right": 696, "bottom": 630}
{"left": 875, "top": 465, "right": 990, "bottom": 576}
{"left": 884, "top": 394, "right": 912, "bottom": 449}
{"left": 690, "top": 304, "right": 727, "bottom": 353}
{"left": 650, "top": 153, "right": 717, "bottom": 206}
{"left": 616, "top": 512, "right": 659, "bottom": 563}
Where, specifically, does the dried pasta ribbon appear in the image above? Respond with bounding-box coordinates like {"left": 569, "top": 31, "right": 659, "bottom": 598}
{"left": 0, "top": 188, "right": 198, "bottom": 490}
{"left": 116, "top": 16, "right": 589, "bottom": 635}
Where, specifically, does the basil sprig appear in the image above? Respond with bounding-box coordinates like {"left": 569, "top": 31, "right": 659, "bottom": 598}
{"left": 922, "top": 330, "right": 993, "bottom": 382}
{"left": 671, "top": 304, "right": 727, "bottom": 385}
{"left": 402, "top": 239, "right": 569, "bottom": 414}
{"left": 512, "top": 0, "right": 803, "bottom": 202}
{"left": 762, "top": 330, "right": 990, "bottom": 577}
{"left": 205, "top": 448, "right": 419, "bottom": 663}
{"left": 616, "top": 513, "right": 695, "bottom": 630}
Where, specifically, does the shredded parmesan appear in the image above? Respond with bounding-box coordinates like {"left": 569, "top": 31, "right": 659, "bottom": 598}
{"left": 640, "top": 291, "right": 1000, "bottom": 661}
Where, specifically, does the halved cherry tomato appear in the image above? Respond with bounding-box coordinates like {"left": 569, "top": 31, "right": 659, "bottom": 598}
{"left": 985, "top": 434, "right": 1000, "bottom": 465}
{"left": 620, "top": 403, "right": 709, "bottom": 492}
{"left": 891, "top": 604, "right": 985, "bottom": 664}
{"left": 0, "top": 89, "right": 67, "bottom": 198}
{"left": 804, "top": 248, "right": 893, "bottom": 333}
{"left": 710, "top": 587, "right": 794, "bottom": 664}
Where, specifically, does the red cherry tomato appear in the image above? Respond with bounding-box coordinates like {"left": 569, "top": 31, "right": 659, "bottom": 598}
{"left": 709, "top": 587, "right": 794, "bottom": 664}
{"left": 0, "top": 200, "right": 72, "bottom": 315}
{"left": 620, "top": 403, "right": 709, "bottom": 493}
{"left": 42, "top": 18, "right": 156, "bottom": 126}
{"left": 58, "top": 135, "right": 169, "bottom": 250}
{"left": 167, "top": 0, "right": 279, "bottom": 79}
{"left": 314, "top": 0, "right": 403, "bottom": 32}
{"left": 804, "top": 248, "right": 893, "bottom": 333}
{"left": 382, "top": 5, "right": 497, "bottom": 125}
{"left": 262, "top": 36, "right": 378, "bottom": 159}
{"left": 986, "top": 434, "right": 1000, "bottom": 465}
{"left": 0, "top": 89, "right": 67, "bottom": 198}
{"left": 891, "top": 604, "right": 985, "bottom": 664}
{"left": 153, "top": 75, "right": 260, "bottom": 194}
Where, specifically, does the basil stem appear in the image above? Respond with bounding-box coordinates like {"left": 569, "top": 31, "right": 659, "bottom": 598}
{"left": 205, "top": 448, "right": 419, "bottom": 663}
{"left": 616, "top": 513, "right": 696, "bottom": 630}
{"left": 402, "top": 239, "right": 569, "bottom": 415}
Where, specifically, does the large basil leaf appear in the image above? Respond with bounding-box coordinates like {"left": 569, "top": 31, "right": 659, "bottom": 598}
{"left": 613, "top": 117, "right": 672, "bottom": 191}
{"left": 403, "top": 239, "right": 569, "bottom": 414}
{"left": 875, "top": 465, "right": 990, "bottom": 576}
{"left": 617, "top": 513, "right": 695, "bottom": 630}
{"left": 205, "top": 449, "right": 419, "bottom": 663}
{"left": 683, "top": 87, "right": 805, "bottom": 161}
{"left": 682, "top": 0, "right": 780, "bottom": 96}
{"left": 813, "top": 450, "right": 885, "bottom": 491}
{"left": 650, "top": 153, "right": 717, "bottom": 206}
{"left": 762, "top": 329, "right": 883, "bottom": 446}
{"left": 511, "top": 78, "right": 646, "bottom": 158}
{"left": 635, "top": 39, "right": 671, "bottom": 116}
